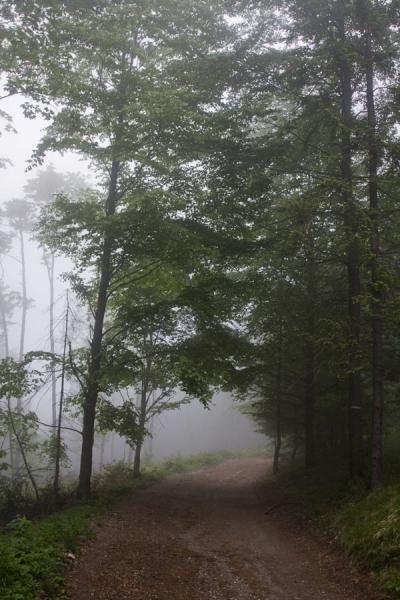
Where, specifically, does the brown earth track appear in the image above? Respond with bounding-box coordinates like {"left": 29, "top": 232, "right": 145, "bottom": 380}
{"left": 67, "top": 458, "right": 379, "bottom": 600}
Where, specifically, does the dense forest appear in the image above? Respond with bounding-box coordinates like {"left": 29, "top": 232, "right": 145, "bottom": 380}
{"left": 1, "top": 1, "right": 400, "bottom": 598}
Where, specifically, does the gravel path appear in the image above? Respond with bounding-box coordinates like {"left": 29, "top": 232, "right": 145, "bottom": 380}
{"left": 67, "top": 458, "right": 378, "bottom": 600}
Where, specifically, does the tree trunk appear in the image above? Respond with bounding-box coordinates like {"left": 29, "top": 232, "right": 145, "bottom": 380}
{"left": 100, "top": 434, "right": 106, "bottom": 468}
{"left": 273, "top": 319, "right": 283, "bottom": 475}
{"left": 133, "top": 439, "right": 143, "bottom": 478}
{"left": 127, "top": 443, "right": 133, "bottom": 465}
{"left": 133, "top": 364, "right": 150, "bottom": 479}
{"left": 53, "top": 293, "right": 69, "bottom": 501}
{"left": 337, "top": 6, "right": 362, "bottom": 479}
{"left": 304, "top": 257, "right": 316, "bottom": 468}
{"left": 0, "top": 294, "right": 9, "bottom": 359}
{"left": 18, "top": 228, "right": 27, "bottom": 366}
{"left": 360, "top": 2, "right": 384, "bottom": 488}
{"left": 44, "top": 252, "right": 57, "bottom": 428}
{"left": 14, "top": 227, "right": 28, "bottom": 478}
{"left": 0, "top": 299, "right": 15, "bottom": 477}
{"left": 77, "top": 160, "right": 120, "bottom": 498}
{"left": 7, "top": 398, "right": 39, "bottom": 503}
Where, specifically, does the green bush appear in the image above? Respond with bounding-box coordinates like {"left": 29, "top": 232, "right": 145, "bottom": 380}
{"left": 334, "top": 485, "right": 400, "bottom": 597}
{"left": 0, "top": 502, "right": 103, "bottom": 600}
{"left": 92, "top": 461, "right": 136, "bottom": 493}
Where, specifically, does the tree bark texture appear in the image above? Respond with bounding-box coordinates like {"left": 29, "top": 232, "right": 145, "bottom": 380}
{"left": 77, "top": 159, "right": 120, "bottom": 498}
{"left": 337, "top": 5, "right": 362, "bottom": 479}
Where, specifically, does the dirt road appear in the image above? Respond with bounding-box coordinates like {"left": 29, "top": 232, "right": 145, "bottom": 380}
{"left": 67, "top": 458, "right": 377, "bottom": 600}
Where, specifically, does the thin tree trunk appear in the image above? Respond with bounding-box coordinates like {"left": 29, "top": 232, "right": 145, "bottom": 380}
{"left": 0, "top": 296, "right": 9, "bottom": 359}
{"left": 0, "top": 300, "right": 15, "bottom": 476}
{"left": 133, "top": 439, "right": 143, "bottom": 478}
{"left": 14, "top": 228, "right": 28, "bottom": 477}
{"left": 273, "top": 319, "right": 283, "bottom": 475}
{"left": 133, "top": 359, "right": 151, "bottom": 478}
{"left": 44, "top": 252, "right": 57, "bottom": 428}
{"left": 304, "top": 257, "right": 316, "bottom": 468}
{"left": 127, "top": 443, "right": 133, "bottom": 465}
{"left": 133, "top": 328, "right": 154, "bottom": 478}
{"left": 53, "top": 292, "right": 69, "bottom": 501}
{"left": 77, "top": 159, "right": 120, "bottom": 498}
{"left": 7, "top": 398, "right": 39, "bottom": 503}
{"left": 337, "top": 6, "right": 362, "bottom": 479}
{"left": 18, "top": 229, "right": 27, "bottom": 366}
{"left": 360, "top": 3, "right": 384, "bottom": 488}
{"left": 100, "top": 434, "right": 106, "bottom": 468}
{"left": 147, "top": 411, "right": 154, "bottom": 460}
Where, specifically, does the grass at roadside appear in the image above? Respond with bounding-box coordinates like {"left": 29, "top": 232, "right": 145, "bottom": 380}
{"left": 0, "top": 501, "right": 103, "bottom": 600}
{"left": 0, "top": 448, "right": 265, "bottom": 600}
{"left": 143, "top": 447, "right": 265, "bottom": 479}
{"left": 270, "top": 466, "right": 400, "bottom": 598}
{"left": 334, "top": 484, "right": 400, "bottom": 597}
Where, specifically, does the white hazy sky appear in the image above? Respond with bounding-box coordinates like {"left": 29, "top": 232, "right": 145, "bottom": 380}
{"left": 1, "top": 96, "right": 91, "bottom": 357}
{"left": 1, "top": 95, "right": 91, "bottom": 198}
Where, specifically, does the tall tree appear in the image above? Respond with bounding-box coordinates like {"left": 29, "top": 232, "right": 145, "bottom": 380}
{"left": 11, "top": 0, "right": 235, "bottom": 496}
{"left": 5, "top": 199, "right": 33, "bottom": 364}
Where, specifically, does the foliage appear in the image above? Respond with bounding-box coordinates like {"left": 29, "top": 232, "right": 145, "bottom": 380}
{"left": 0, "top": 357, "right": 30, "bottom": 400}
{"left": 0, "top": 504, "right": 101, "bottom": 600}
{"left": 335, "top": 486, "right": 400, "bottom": 597}
{"left": 40, "top": 434, "right": 71, "bottom": 471}
{"left": 271, "top": 461, "right": 400, "bottom": 598}
{"left": 1, "top": 5, "right": 400, "bottom": 595}
{"left": 92, "top": 461, "right": 138, "bottom": 494}
{"left": 97, "top": 399, "right": 141, "bottom": 449}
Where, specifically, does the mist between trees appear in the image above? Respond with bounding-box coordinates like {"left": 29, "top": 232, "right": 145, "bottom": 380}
{"left": 0, "top": 0, "right": 399, "bottom": 511}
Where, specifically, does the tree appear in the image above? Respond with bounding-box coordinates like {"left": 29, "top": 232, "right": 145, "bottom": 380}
{"left": 0, "top": 356, "right": 43, "bottom": 501}
{"left": 11, "top": 0, "right": 235, "bottom": 497}
{"left": 4, "top": 198, "right": 35, "bottom": 477}
{"left": 4, "top": 199, "right": 34, "bottom": 364}
{"left": 24, "top": 166, "right": 86, "bottom": 428}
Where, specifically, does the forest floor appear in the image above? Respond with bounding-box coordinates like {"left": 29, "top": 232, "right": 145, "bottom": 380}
{"left": 66, "top": 457, "right": 380, "bottom": 600}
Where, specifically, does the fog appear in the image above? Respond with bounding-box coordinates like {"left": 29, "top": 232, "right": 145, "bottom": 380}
{"left": 94, "top": 393, "right": 265, "bottom": 470}
{"left": 1, "top": 97, "right": 90, "bottom": 355}
{"left": 0, "top": 96, "right": 264, "bottom": 475}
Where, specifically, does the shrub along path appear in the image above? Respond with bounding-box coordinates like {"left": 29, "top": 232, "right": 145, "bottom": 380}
{"left": 67, "top": 458, "right": 379, "bottom": 600}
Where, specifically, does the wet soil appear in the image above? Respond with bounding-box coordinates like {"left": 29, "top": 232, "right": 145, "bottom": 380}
{"left": 67, "top": 458, "right": 379, "bottom": 599}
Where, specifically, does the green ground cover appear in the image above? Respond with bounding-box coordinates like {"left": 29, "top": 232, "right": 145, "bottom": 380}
{"left": 0, "top": 449, "right": 263, "bottom": 600}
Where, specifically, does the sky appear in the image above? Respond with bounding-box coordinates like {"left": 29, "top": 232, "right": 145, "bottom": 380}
{"left": 1, "top": 95, "right": 90, "bottom": 199}
{"left": 1, "top": 96, "right": 90, "bottom": 356}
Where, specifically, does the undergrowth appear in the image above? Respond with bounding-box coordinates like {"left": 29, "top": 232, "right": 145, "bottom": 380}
{"left": 0, "top": 448, "right": 263, "bottom": 600}
{"left": 143, "top": 447, "right": 263, "bottom": 479}
{"left": 273, "top": 463, "right": 400, "bottom": 598}
{"left": 334, "top": 484, "right": 400, "bottom": 597}
{"left": 0, "top": 502, "right": 101, "bottom": 600}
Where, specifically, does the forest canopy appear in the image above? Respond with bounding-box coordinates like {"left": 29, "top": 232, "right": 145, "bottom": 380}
{"left": 0, "top": 0, "right": 399, "bottom": 504}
